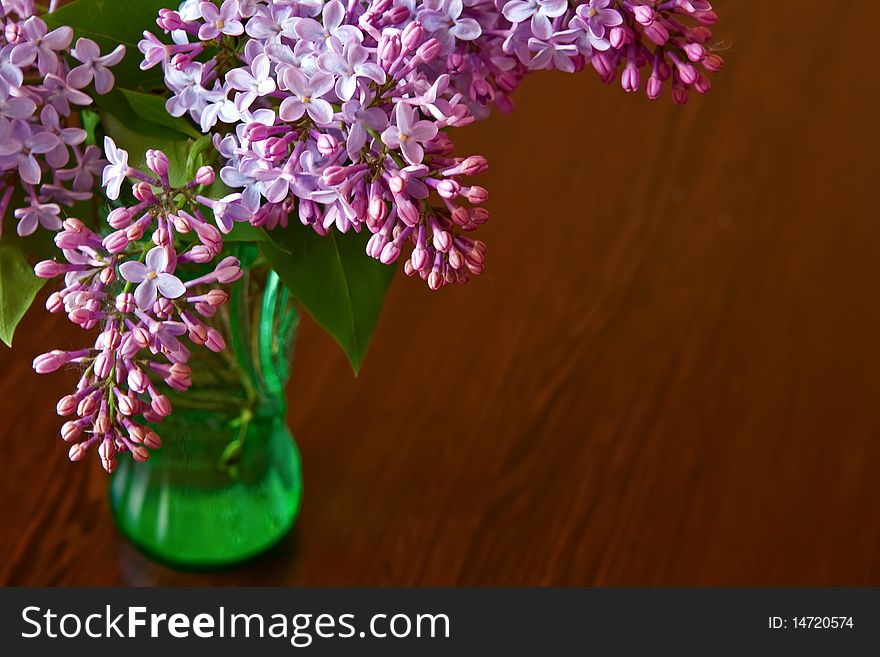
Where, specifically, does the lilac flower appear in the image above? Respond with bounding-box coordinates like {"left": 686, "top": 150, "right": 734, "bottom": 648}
{"left": 294, "top": 0, "right": 361, "bottom": 48}
{"left": 14, "top": 200, "right": 61, "bottom": 236}
{"left": 9, "top": 16, "right": 72, "bottom": 75}
{"left": 101, "top": 136, "right": 129, "bottom": 200}
{"left": 575, "top": 0, "right": 622, "bottom": 40}
{"left": 317, "top": 42, "right": 385, "bottom": 102}
{"left": 226, "top": 53, "right": 276, "bottom": 113}
{"left": 198, "top": 0, "right": 245, "bottom": 40}
{"left": 67, "top": 38, "right": 126, "bottom": 94}
{"left": 420, "top": 0, "right": 483, "bottom": 48}
{"left": 501, "top": 0, "right": 568, "bottom": 40}
{"left": 381, "top": 103, "right": 438, "bottom": 166}
{"left": 1, "top": 120, "right": 59, "bottom": 184}
{"left": 39, "top": 105, "right": 86, "bottom": 168}
{"left": 120, "top": 247, "right": 186, "bottom": 311}
{"left": 278, "top": 68, "right": 334, "bottom": 125}
{"left": 40, "top": 73, "right": 92, "bottom": 115}
{"left": 0, "top": 87, "right": 36, "bottom": 122}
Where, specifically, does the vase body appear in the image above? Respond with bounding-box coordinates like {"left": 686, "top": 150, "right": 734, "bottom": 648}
{"left": 110, "top": 252, "right": 302, "bottom": 569}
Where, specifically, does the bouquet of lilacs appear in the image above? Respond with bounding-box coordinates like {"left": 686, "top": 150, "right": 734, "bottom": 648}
{"left": 0, "top": 0, "right": 723, "bottom": 472}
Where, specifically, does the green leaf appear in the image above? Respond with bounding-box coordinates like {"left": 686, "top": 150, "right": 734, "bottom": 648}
{"left": 261, "top": 224, "right": 396, "bottom": 373}
{"left": 98, "top": 90, "right": 191, "bottom": 187}
{"left": 0, "top": 244, "right": 45, "bottom": 347}
{"left": 118, "top": 89, "right": 202, "bottom": 140}
{"left": 45, "top": 0, "right": 171, "bottom": 87}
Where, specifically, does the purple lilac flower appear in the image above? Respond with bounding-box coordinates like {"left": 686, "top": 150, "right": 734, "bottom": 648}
{"left": 67, "top": 38, "right": 126, "bottom": 94}
{"left": 120, "top": 246, "right": 187, "bottom": 311}
{"left": 198, "top": 0, "right": 245, "bottom": 41}
{"left": 278, "top": 69, "right": 334, "bottom": 125}
{"left": 0, "top": 3, "right": 125, "bottom": 234}
{"left": 381, "top": 102, "right": 438, "bottom": 166}
{"left": 137, "top": 0, "right": 722, "bottom": 292}
{"left": 34, "top": 144, "right": 242, "bottom": 472}
{"left": 101, "top": 136, "right": 129, "bottom": 200}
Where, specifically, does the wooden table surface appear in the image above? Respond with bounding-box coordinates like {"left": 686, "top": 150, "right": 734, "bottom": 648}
{"left": 2, "top": 2, "right": 878, "bottom": 586}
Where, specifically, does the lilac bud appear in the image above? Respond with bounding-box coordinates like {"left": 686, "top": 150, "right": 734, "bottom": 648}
{"left": 145, "top": 149, "right": 169, "bottom": 177}
{"left": 33, "top": 351, "right": 68, "bottom": 374}
{"left": 77, "top": 394, "right": 98, "bottom": 417}
{"left": 204, "top": 289, "right": 228, "bottom": 306}
{"left": 126, "top": 222, "right": 145, "bottom": 241}
{"left": 378, "top": 30, "right": 401, "bottom": 64}
{"left": 379, "top": 242, "right": 401, "bottom": 265}
{"left": 4, "top": 22, "right": 22, "bottom": 44}
{"left": 93, "top": 351, "right": 113, "bottom": 379}
{"left": 366, "top": 233, "right": 386, "bottom": 259}
{"left": 195, "top": 165, "right": 215, "bottom": 185}
{"left": 465, "top": 186, "right": 489, "bottom": 204}
{"left": 645, "top": 21, "right": 670, "bottom": 45}
{"left": 450, "top": 206, "right": 469, "bottom": 226}
{"left": 132, "top": 182, "right": 155, "bottom": 202}
{"left": 188, "top": 323, "right": 208, "bottom": 345}
{"left": 143, "top": 429, "right": 162, "bottom": 450}
{"left": 116, "top": 292, "right": 135, "bottom": 314}
{"left": 34, "top": 261, "right": 65, "bottom": 279}
{"left": 205, "top": 328, "right": 226, "bottom": 352}
{"left": 432, "top": 229, "right": 452, "bottom": 252}
{"left": 397, "top": 198, "right": 420, "bottom": 227}
{"left": 103, "top": 229, "right": 130, "bottom": 254}
{"left": 152, "top": 226, "right": 170, "bottom": 247}
{"left": 46, "top": 293, "right": 64, "bottom": 313}
{"left": 215, "top": 258, "right": 243, "bottom": 283}
{"left": 316, "top": 133, "right": 339, "bottom": 156}
{"left": 371, "top": 0, "right": 392, "bottom": 12}
{"left": 622, "top": 65, "right": 640, "bottom": 93}
{"left": 68, "top": 443, "right": 87, "bottom": 462}
{"left": 57, "top": 395, "right": 78, "bottom": 416}
{"left": 460, "top": 155, "right": 488, "bottom": 176}
{"left": 416, "top": 38, "right": 441, "bottom": 63}
{"left": 389, "top": 176, "right": 405, "bottom": 194}
{"left": 633, "top": 5, "right": 655, "bottom": 24}
{"left": 151, "top": 394, "right": 172, "bottom": 417}
{"left": 401, "top": 20, "right": 424, "bottom": 51}
{"left": 131, "top": 445, "right": 150, "bottom": 462}
{"left": 684, "top": 42, "right": 706, "bottom": 62}
{"left": 107, "top": 207, "right": 132, "bottom": 229}
{"left": 118, "top": 394, "right": 140, "bottom": 416}
{"left": 131, "top": 326, "right": 150, "bottom": 349}
{"left": 127, "top": 367, "right": 149, "bottom": 394}
{"left": 170, "top": 213, "right": 191, "bottom": 233}
{"left": 98, "top": 437, "right": 115, "bottom": 461}
{"left": 169, "top": 363, "right": 192, "bottom": 387}
{"left": 61, "top": 421, "right": 81, "bottom": 443}
{"left": 703, "top": 53, "right": 724, "bottom": 72}
{"left": 647, "top": 75, "right": 663, "bottom": 100}
{"left": 322, "top": 165, "right": 348, "bottom": 186}
{"left": 436, "top": 179, "right": 461, "bottom": 199}
{"left": 188, "top": 245, "right": 214, "bottom": 263}
{"left": 411, "top": 245, "right": 428, "bottom": 271}
{"left": 383, "top": 5, "right": 409, "bottom": 25}
{"left": 100, "top": 266, "right": 117, "bottom": 285}
{"left": 153, "top": 297, "right": 173, "bottom": 318}
{"left": 100, "top": 327, "right": 122, "bottom": 350}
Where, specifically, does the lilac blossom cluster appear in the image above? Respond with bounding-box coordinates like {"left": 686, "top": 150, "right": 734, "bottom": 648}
{"left": 140, "top": 0, "right": 721, "bottom": 289}
{"left": 0, "top": 0, "right": 125, "bottom": 237}
{"left": 32, "top": 139, "right": 242, "bottom": 472}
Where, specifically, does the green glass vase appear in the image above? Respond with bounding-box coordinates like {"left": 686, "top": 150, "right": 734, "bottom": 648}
{"left": 109, "top": 255, "right": 302, "bottom": 569}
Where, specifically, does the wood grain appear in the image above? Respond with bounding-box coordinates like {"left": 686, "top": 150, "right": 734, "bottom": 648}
{"left": 2, "top": 1, "right": 879, "bottom": 586}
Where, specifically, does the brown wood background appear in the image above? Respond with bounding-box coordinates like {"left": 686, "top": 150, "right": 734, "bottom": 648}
{"left": 2, "top": 1, "right": 879, "bottom": 586}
